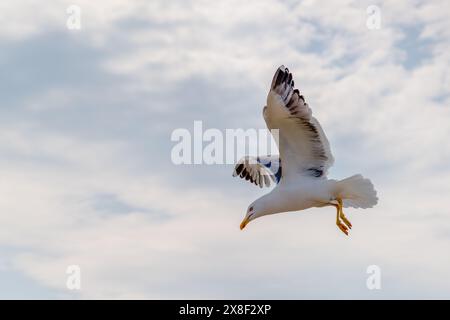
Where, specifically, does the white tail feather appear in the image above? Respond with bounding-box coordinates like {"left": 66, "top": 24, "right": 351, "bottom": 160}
{"left": 335, "top": 174, "right": 378, "bottom": 209}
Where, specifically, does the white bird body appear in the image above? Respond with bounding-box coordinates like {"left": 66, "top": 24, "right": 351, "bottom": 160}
{"left": 233, "top": 66, "right": 378, "bottom": 235}
{"left": 259, "top": 178, "right": 334, "bottom": 214}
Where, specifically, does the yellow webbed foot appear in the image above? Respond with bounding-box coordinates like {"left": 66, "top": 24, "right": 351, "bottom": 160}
{"left": 336, "top": 221, "right": 349, "bottom": 236}
{"left": 340, "top": 214, "right": 352, "bottom": 229}
{"left": 334, "top": 198, "right": 351, "bottom": 236}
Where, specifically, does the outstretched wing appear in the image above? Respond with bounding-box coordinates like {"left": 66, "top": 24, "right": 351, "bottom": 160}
{"left": 263, "top": 66, "right": 334, "bottom": 180}
{"left": 232, "top": 155, "right": 282, "bottom": 188}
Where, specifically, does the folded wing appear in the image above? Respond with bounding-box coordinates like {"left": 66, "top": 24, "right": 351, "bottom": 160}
{"left": 233, "top": 155, "right": 282, "bottom": 188}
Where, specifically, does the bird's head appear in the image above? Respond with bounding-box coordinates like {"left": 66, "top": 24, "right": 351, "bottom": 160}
{"left": 240, "top": 201, "right": 262, "bottom": 230}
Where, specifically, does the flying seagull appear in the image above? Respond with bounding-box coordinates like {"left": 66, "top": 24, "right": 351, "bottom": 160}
{"left": 233, "top": 66, "right": 378, "bottom": 235}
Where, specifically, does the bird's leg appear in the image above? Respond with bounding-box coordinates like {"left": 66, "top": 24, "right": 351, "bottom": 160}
{"left": 333, "top": 202, "right": 348, "bottom": 236}
{"left": 337, "top": 198, "right": 352, "bottom": 229}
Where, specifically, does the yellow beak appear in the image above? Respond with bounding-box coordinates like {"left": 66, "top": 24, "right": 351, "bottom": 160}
{"left": 240, "top": 216, "right": 250, "bottom": 230}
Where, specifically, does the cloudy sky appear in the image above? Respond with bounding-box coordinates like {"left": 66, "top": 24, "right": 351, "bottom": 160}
{"left": 0, "top": 0, "right": 450, "bottom": 299}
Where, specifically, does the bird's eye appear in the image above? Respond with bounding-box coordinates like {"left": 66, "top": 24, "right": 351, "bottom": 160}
{"left": 249, "top": 206, "right": 254, "bottom": 212}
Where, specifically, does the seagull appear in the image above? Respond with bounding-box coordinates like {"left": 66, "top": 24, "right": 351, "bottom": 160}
{"left": 233, "top": 66, "right": 378, "bottom": 235}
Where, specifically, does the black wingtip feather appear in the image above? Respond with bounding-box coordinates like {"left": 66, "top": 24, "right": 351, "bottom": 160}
{"left": 274, "top": 69, "right": 284, "bottom": 88}
{"left": 280, "top": 70, "right": 288, "bottom": 84}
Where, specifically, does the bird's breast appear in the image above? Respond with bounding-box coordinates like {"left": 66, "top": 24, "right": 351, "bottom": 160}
{"left": 272, "top": 179, "right": 334, "bottom": 212}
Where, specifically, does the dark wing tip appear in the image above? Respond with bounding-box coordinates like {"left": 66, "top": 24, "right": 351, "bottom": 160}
{"left": 271, "top": 65, "right": 289, "bottom": 89}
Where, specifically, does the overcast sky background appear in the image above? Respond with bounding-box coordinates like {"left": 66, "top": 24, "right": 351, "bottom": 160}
{"left": 0, "top": 0, "right": 450, "bottom": 299}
